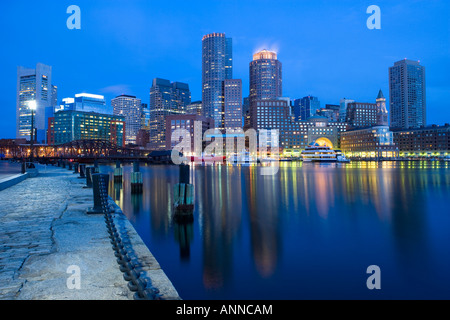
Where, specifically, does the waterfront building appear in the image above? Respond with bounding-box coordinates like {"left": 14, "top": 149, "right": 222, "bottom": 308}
{"left": 392, "top": 124, "right": 450, "bottom": 158}
{"left": 165, "top": 114, "right": 214, "bottom": 154}
{"left": 150, "top": 78, "right": 191, "bottom": 150}
{"left": 186, "top": 101, "right": 203, "bottom": 116}
{"left": 317, "top": 104, "right": 340, "bottom": 122}
{"left": 224, "top": 79, "right": 243, "bottom": 130}
{"left": 250, "top": 99, "right": 347, "bottom": 153}
{"left": 293, "top": 96, "right": 321, "bottom": 121}
{"left": 16, "top": 63, "right": 57, "bottom": 143}
{"left": 48, "top": 110, "right": 125, "bottom": 147}
{"left": 389, "top": 59, "right": 426, "bottom": 129}
{"left": 339, "top": 98, "right": 355, "bottom": 123}
{"left": 346, "top": 102, "right": 378, "bottom": 128}
{"left": 202, "top": 33, "right": 233, "bottom": 129}
{"left": 112, "top": 94, "right": 142, "bottom": 145}
{"left": 249, "top": 49, "right": 282, "bottom": 106}
{"left": 340, "top": 126, "right": 399, "bottom": 159}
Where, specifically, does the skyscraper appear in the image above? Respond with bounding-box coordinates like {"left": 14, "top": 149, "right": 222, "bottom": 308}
{"left": 249, "top": 49, "right": 282, "bottom": 105}
{"left": 389, "top": 59, "right": 426, "bottom": 129}
{"left": 293, "top": 96, "right": 321, "bottom": 121}
{"left": 224, "top": 79, "right": 243, "bottom": 130}
{"left": 149, "top": 78, "right": 191, "bottom": 150}
{"left": 339, "top": 98, "right": 355, "bottom": 123}
{"left": 112, "top": 94, "right": 142, "bottom": 145}
{"left": 202, "top": 33, "right": 233, "bottom": 129}
{"left": 16, "top": 63, "right": 56, "bottom": 143}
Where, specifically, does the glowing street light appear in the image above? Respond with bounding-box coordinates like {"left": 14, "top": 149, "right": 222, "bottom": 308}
{"left": 29, "top": 100, "right": 37, "bottom": 162}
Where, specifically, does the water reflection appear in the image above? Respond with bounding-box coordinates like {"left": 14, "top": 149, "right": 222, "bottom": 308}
{"left": 105, "top": 161, "right": 450, "bottom": 299}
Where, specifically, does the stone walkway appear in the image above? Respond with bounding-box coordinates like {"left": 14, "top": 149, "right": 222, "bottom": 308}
{"left": 0, "top": 166, "right": 179, "bottom": 300}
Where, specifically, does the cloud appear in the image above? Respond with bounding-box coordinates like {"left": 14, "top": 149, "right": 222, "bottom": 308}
{"left": 99, "top": 84, "right": 132, "bottom": 96}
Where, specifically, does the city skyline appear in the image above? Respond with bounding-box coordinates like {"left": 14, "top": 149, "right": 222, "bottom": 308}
{"left": 1, "top": 0, "right": 449, "bottom": 138}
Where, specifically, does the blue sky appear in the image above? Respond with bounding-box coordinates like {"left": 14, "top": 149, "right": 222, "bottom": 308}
{"left": 0, "top": 0, "right": 449, "bottom": 138}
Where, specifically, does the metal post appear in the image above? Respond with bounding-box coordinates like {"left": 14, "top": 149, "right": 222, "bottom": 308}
{"left": 87, "top": 173, "right": 110, "bottom": 214}
{"left": 78, "top": 164, "right": 86, "bottom": 179}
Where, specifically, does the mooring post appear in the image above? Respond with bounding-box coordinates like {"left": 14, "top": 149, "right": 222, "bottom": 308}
{"left": 174, "top": 164, "right": 194, "bottom": 223}
{"left": 114, "top": 160, "right": 123, "bottom": 183}
{"left": 21, "top": 161, "right": 26, "bottom": 174}
{"left": 84, "top": 166, "right": 94, "bottom": 188}
{"left": 78, "top": 164, "right": 86, "bottom": 179}
{"left": 68, "top": 161, "right": 73, "bottom": 170}
{"left": 87, "top": 173, "right": 110, "bottom": 215}
{"left": 131, "top": 161, "right": 143, "bottom": 193}
{"left": 73, "top": 162, "right": 79, "bottom": 174}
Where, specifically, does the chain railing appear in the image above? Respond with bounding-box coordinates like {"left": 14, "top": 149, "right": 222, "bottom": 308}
{"left": 96, "top": 174, "right": 161, "bottom": 300}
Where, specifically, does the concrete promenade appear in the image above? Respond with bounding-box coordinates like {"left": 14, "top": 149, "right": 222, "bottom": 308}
{"left": 0, "top": 165, "right": 180, "bottom": 300}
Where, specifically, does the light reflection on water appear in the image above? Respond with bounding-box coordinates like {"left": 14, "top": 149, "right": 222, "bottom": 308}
{"left": 103, "top": 161, "right": 450, "bottom": 299}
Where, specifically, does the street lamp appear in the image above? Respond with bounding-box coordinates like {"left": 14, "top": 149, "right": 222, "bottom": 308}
{"left": 29, "top": 100, "right": 37, "bottom": 163}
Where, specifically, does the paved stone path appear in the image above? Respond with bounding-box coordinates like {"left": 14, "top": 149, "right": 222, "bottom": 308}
{"left": 0, "top": 166, "right": 179, "bottom": 300}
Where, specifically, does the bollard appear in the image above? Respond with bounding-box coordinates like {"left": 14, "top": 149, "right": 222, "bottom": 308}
{"left": 68, "top": 161, "right": 73, "bottom": 170}
{"left": 84, "top": 167, "right": 94, "bottom": 188}
{"left": 73, "top": 162, "right": 79, "bottom": 174}
{"left": 21, "top": 162, "right": 26, "bottom": 174}
{"left": 78, "top": 164, "right": 86, "bottom": 179}
{"left": 179, "top": 164, "right": 190, "bottom": 184}
{"left": 87, "top": 173, "right": 110, "bottom": 214}
{"left": 114, "top": 161, "right": 123, "bottom": 183}
{"left": 131, "top": 161, "right": 143, "bottom": 193}
{"left": 62, "top": 161, "right": 66, "bottom": 168}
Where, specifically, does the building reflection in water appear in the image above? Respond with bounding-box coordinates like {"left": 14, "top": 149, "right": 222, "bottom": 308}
{"left": 105, "top": 161, "right": 450, "bottom": 299}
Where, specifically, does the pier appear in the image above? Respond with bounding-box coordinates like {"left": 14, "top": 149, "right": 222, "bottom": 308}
{"left": 0, "top": 164, "right": 179, "bottom": 300}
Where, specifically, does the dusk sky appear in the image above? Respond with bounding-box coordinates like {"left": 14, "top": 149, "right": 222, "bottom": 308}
{"left": 1, "top": 0, "right": 449, "bottom": 138}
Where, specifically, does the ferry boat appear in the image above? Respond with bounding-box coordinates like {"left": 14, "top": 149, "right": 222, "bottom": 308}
{"left": 301, "top": 143, "right": 351, "bottom": 163}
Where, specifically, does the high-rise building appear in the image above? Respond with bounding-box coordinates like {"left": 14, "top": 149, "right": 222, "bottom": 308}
{"left": 16, "top": 63, "right": 56, "bottom": 143}
{"left": 224, "top": 79, "right": 243, "bottom": 130}
{"left": 186, "top": 101, "right": 203, "bottom": 116}
{"left": 339, "top": 98, "right": 355, "bottom": 123}
{"left": 389, "top": 59, "right": 426, "bottom": 129}
{"left": 249, "top": 49, "right": 282, "bottom": 105}
{"left": 293, "top": 96, "right": 321, "bottom": 121}
{"left": 150, "top": 78, "right": 191, "bottom": 150}
{"left": 58, "top": 93, "right": 112, "bottom": 114}
{"left": 202, "top": 33, "right": 233, "bottom": 129}
{"left": 112, "top": 95, "right": 142, "bottom": 145}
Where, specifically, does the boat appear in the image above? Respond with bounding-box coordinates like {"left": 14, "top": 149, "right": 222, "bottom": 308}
{"left": 301, "top": 143, "right": 351, "bottom": 163}
{"left": 335, "top": 150, "right": 351, "bottom": 163}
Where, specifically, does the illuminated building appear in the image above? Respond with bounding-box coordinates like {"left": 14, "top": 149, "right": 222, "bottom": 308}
{"left": 392, "top": 124, "right": 450, "bottom": 158}
{"left": 49, "top": 110, "right": 125, "bottom": 147}
{"left": 224, "top": 79, "right": 243, "bottom": 130}
{"left": 59, "top": 93, "right": 112, "bottom": 114}
{"left": 16, "top": 63, "right": 57, "bottom": 143}
{"left": 112, "top": 94, "right": 142, "bottom": 145}
{"left": 339, "top": 98, "right": 355, "bottom": 123}
{"left": 389, "top": 59, "right": 426, "bottom": 129}
{"left": 250, "top": 99, "right": 347, "bottom": 153}
{"left": 186, "top": 101, "right": 203, "bottom": 116}
{"left": 249, "top": 49, "right": 282, "bottom": 105}
{"left": 340, "top": 126, "right": 399, "bottom": 159}
{"left": 165, "top": 114, "right": 214, "bottom": 153}
{"left": 202, "top": 33, "right": 233, "bottom": 129}
{"left": 150, "top": 78, "right": 191, "bottom": 150}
